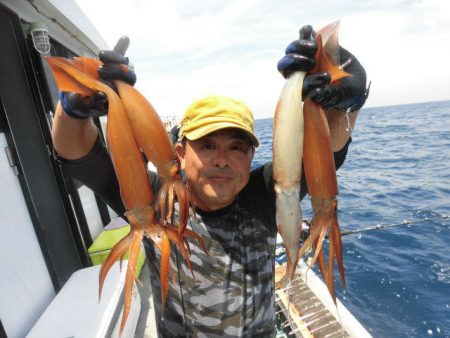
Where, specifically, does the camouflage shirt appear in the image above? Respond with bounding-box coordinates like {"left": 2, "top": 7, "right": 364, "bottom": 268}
{"left": 145, "top": 163, "right": 279, "bottom": 337}
{"left": 62, "top": 136, "right": 350, "bottom": 338}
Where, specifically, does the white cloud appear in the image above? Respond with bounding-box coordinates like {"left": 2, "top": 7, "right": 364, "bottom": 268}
{"left": 75, "top": 0, "right": 450, "bottom": 119}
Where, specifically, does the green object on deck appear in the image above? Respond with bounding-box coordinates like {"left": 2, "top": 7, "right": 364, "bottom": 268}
{"left": 88, "top": 225, "right": 146, "bottom": 277}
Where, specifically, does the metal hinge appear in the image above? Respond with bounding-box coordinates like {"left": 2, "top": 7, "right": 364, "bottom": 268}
{"left": 4, "top": 146, "right": 19, "bottom": 176}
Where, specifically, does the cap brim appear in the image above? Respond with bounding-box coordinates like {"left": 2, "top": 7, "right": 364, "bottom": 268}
{"left": 184, "top": 121, "right": 259, "bottom": 147}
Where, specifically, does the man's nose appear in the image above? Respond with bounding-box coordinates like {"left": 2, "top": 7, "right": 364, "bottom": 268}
{"left": 213, "top": 149, "right": 230, "bottom": 168}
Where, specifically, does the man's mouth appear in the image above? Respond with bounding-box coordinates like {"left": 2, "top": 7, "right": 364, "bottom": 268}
{"left": 208, "top": 175, "right": 232, "bottom": 182}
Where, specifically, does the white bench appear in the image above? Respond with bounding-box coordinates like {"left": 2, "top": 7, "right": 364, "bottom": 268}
{"left": 27, "top": 263, "right": 141, "bottom": 338}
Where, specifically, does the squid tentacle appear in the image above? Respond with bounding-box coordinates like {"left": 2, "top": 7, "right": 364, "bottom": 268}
{"left": 326, "top": 225, "right": 336, "bottom": 303}
{"left": 159, "top": 232, "right": 171, "bottom": 310}
{"left": 98, "top": 233, "right": 133, "bottom": 300}
{"left": 166, "top": 182, "right": 175, "bottom": 223}
{"left": 174, "top": 180, "right": 190, "bottom": 236}
{"left": 183, "top": 228, "right": 209, "bottom": 256}
{"left": 120, "top": 230, "right": 144, "bottom": 334}
{"left": 165, "top": 227, "right": 195, "bottom": 278}
{"left": 157, "top": 181, "right": 168, "bottom": 223}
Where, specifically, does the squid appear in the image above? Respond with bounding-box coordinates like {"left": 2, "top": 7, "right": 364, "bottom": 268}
{"left": 46, "top": 56, "right": 206, "bottom": 335}
{"left": 273, "top": 21, "right": 350, "bottom": 302}
{"left": 114, "top": 81, "right": 191, "bottom": 231}
{"left": 273, "top": 70, "right": 305, "bottom": 279}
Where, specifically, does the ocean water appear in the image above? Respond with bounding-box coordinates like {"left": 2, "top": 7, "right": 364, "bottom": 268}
{"left": 252, "top": 100, "right": 450, "bottom": 338}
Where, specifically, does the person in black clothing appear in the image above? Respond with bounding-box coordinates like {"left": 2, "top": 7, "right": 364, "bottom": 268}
{"left": 52, "top": 25, "right": 368, "bottom": 337}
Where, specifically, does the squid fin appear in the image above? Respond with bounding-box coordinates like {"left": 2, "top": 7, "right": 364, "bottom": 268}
{"left": 46, "top": 57, "right": 96, "bottom": 96}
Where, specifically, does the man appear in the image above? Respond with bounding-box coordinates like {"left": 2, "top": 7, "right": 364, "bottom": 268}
{"left": 52, "top": 25, "right": 368, "bottom": 337}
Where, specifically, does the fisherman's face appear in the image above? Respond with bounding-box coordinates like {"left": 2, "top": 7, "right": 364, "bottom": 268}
{"left": 175, "top": 128, "right": 254, "bottom": 212}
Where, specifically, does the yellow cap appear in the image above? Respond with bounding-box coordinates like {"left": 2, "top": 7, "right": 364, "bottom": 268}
{"left": 179, "top": 95, "right": 259, "bottom": 147}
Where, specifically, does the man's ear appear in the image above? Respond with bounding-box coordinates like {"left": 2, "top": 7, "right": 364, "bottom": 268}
{"left": 175, "top": 142, "right": 186, "bottom": 170}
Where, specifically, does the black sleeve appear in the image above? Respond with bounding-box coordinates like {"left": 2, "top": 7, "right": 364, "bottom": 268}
{"left": 333, "top": 137, "right": 352, "bottom": 172}
{"left": 59, "top": 136, "right": 126, "bottom": 218}
{"left": 260, "top": 137, "right": 352, "bottom": 201}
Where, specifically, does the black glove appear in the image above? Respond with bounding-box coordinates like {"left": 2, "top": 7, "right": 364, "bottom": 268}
{"left": 278, "top": 26, "right": 369, "bottom": 112}
{"left": 98, "top": 36, "right": 136, "bottom": 87}
{"left": 59, "top": 91, "right": 108, "bottom": 119}
{"left": 60, "top": 36, "right": 136, "bottom": 119}
{"left": 277, "top": 25, "right": 317, "bottom": 77}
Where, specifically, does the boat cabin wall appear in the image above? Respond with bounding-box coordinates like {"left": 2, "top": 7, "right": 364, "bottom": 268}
{"left": 0, "top": 2, "right": 114, "bottom": 337}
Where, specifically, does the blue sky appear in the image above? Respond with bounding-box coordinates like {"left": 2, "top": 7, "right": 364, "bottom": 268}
{"left": 75, "top": 0, "right": 450, "bottom": 119}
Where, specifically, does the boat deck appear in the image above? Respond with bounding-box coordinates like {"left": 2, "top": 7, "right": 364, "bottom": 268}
{"left": 276, "top": 266, "right": 350, "bottom": 337}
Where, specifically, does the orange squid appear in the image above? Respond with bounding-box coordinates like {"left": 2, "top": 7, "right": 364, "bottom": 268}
{"left": 46, "top": 56, "right": 206, "bottom": 335}
{"left": 297, "top": 22, "right": 350, "bottom": 303}
{"left": 114, "top": 81, "right": 191, "bottom": 233}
